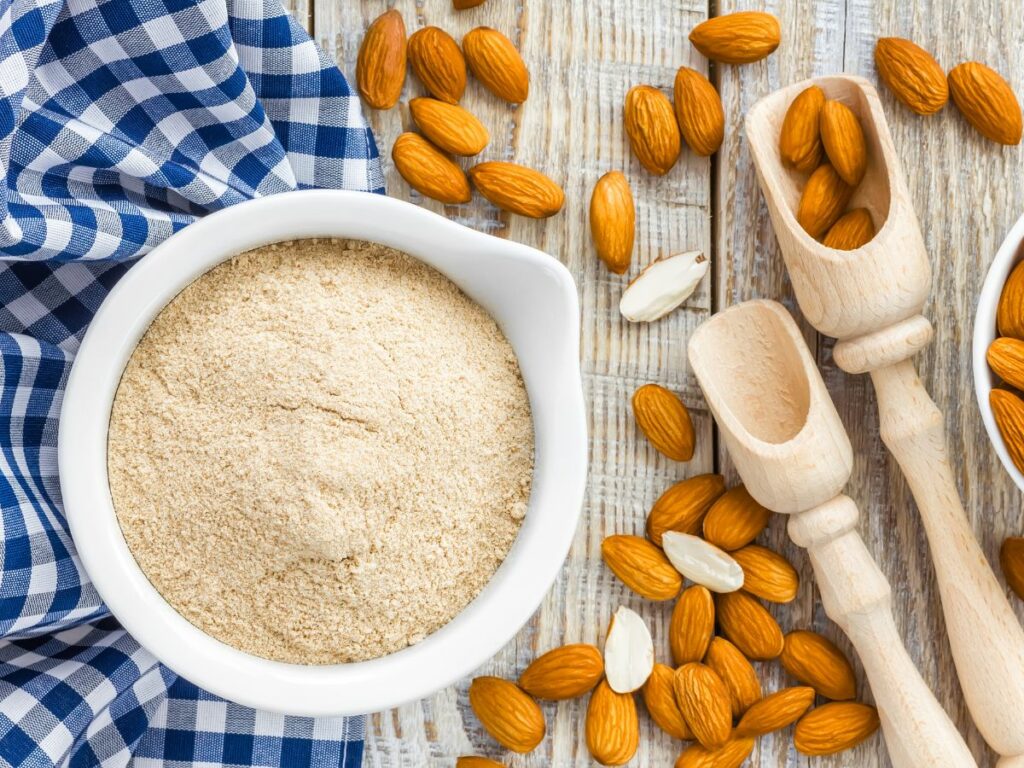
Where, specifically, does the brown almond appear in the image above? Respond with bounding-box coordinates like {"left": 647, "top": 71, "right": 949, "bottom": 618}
{"left": 590, "top": 171, "right": 636, "bottom": 275}
{"left": 468, "top": 676, "right": 545, "bottom": 753}
{"left": 392, "top": 133, "right": 471, "bottom": 204}
{"left": 823, "top": 208, "right": 875, "bottom": 251}
{"left": 624, "top": 85, "right": 682, "bottom": 176}
{"left": 356, "top": 10, "right": 407, "bottom": 110}
{"left": 991, "top": 389, "right": 1024, "bottom": 474}
{"left": 409, "top": 98, "right": 489, "bottom": 156}
{"left": 794, "top": 702, "right": 880, "bottom": 756}
{"left": 702, "top": 486, "right": 771, "bottom": 551}
{"left": 1003, "top": 537, "right": 1024, "bottom": 600}
{"left": 779, "top": 86, "right": 826, "bottom": 173}
{"left": 647, "top": 473, "right": 726, "bottom": 546}
{"left": 998, "top": 260, "right": 1024, "bottom": 339}
{"left": 673, "top": 67, "right": 724, "bottom": 156}
{"left": 820, "top": 100, "right": 867, "bottom": 186}
{"left": 736, "top": 686, "right": 815, "bottom": 737}
{"left": 671, "top": 585, "right": 715, "bottom": 665}
{"left": 601, "top": 535, "right": 682, "bottom": 601}
{"left": 797, "top": 163, "right": 853, "bottom": 239}
{"left": 731, "top": 545, "right": 799, "bottom": 603}
{"left": 518, "top": 644, "right": 603, "bottom": 700}
{"left": 453, "top": 0, "right": 486, "bottom": 8}
{"left": 704, "top": 637, "right": 762, "bottom": 718}
{"left": 632, "top": 384, "right": 695, "bottom": 461}
{"left": 468, "top": 162, "right": 564, "bottom": 218}
{"left": 643, "top": 663, "right": 693, "bottom": 740}
{"left": 949, "top": 62, "right": 1023, "bottom": 145}
{"left": 780, "top": 630, "right": 857, "bottom": 701}
{"left": 874, "top": 38, "right": 948, "bottom": 115}
{"left": 674, "top": 738, "right": 755, "bottom": 768}
{"left": 989, "top": 337, "right": 1024, "bottom": 391}
{"left": 463, "top": 27, "right": 529, "bottom": 103}
{"left": 456, "top": 758, "right": 505, "bottom": 768}
{"left": 689, "top": 11, "right": 780, "bottom": 64}
{"left": 586, "top": 679, "right": 639, "bottom": 766}
{"left": 407, "top": 27, "right": 466, "bottom": 104}
{"left": 715, "top": 591, "right": 784, "bottom": 660}
{"left": 673, "top": 663, "right": 733, "bottom": 750}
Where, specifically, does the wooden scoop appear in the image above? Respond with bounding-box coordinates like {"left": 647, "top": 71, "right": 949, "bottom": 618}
{"left": 689, "top": 300, "right": 975, "bottom": 768}
{"left": 747, "top": 75, "right": 1024, "bottom": 767}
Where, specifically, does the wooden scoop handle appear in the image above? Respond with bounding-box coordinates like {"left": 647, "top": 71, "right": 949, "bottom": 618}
{"left": 789, "top": 496, "right": 977, "bottom": 768}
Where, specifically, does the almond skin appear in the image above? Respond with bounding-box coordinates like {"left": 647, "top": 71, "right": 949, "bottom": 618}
{"left": 602, "top": 535, "right": 683, "bottom": 601}
{"left": 794, "top": 702, "right": 880, "bottom": 756}
{"left": 823, "top": 208, "right": 875, "bottom": 251}
{"left": 468, "top": 676, "right": 545, "bottom": 753}
{"left": 780, "top": 630, "right": 857, "bottom": 701}
{"left": 625, "top": 85, "right": 682, "bottom": 176}
{"left": 949, "top": 61, "right": 1023, "bottom": 145}
{"left": 730, "top": 545, "right": 799, "bottom": 603}
{"left": 463, "top": 27, "right": 529, "bottom": 103}
{"left": 356, "top": 10, "right": 407, "bottom": 110}
{"left": 820, "top": 100, "right": 867, "bottom": 186}
{"left": 715, "top": 591, "right": 784, "bottom": 660}
{"left": 998, "top": 260, "right": 1024, "bottom": 339}
{"left": 671, "top": 585, "right": 715, "bottom": 665}
{"left": 797, "top": 163, "right": 853, "bottom": 239}
{"left": 674, "top": 663, "right": 733, "bottom": 750}
{"left": 689, "top": 11, "right": 780, "bottom": 64}
{"left": 675, "top": 738, "right": 755, "bottom": 768}
{"left": 518, "top": 644, "right": 604, "bottom": 700}
{"left": 988, "top": 337, "right": 1024, "bottom": 390}
{"left": 590, "top": 171, "right": 636, "bottom": 275}
{"left": 632, "top": 383, "right": 695, "bottom": 461}
{"left": 468, "top": 162, "right": 564, "bottom": 218}
{"left": 703, "top": 637, "right": 762, "bottom": 718}
{"left": 456, "top": 758, "right": 505, "bottom": 768}
{"left": 1001, "top": 537, "right": 1024, "bottom": 601}
{"left": 409, "top": 98, "right": 489, "bottom": 156}
{"left": 779, "top": 85, "right": 826, "bottom": 173}
{"left": 736, "top": 686, "right": 815, "bottom": 737}
{"left": 453, "top": 0, "right": 486, "bottom": 8}
{"left": 991, "top": 389, "right": 1024, "bottom": 474}
{"left": 874, "top": 37, "right": 948, "bottom": 115}
{"left": 643, "top": 663, "right": 693, "bottom": 740}
{"left": 673, "top": 67, "right": 724, "bottom": 156}
{"left": 407, "top": 27, "right": 466, "bottom": 104}
{"left": 392, "top": 133, "right": 471, "bottom": 204}
{"left": 647, "top": 473, "right": 726, "bottom": 546}
{"left": 702, "top": 486, "right": 771, "bottom": 551}
{"left": 586, "top": 679, "right": 639, "bottom": 766}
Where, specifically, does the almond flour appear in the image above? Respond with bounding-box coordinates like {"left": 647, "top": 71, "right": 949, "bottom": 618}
{"left": 107, "top": 239, "right": 533, "bottom": 664}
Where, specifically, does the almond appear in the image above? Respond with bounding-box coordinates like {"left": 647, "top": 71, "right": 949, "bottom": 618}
{"left": 670, "top": 585, "right": 715, "bottom": 665}
{"left": 1001, "top": 537, "right": 1024, "bottom": 600}
{"left": 688, "top": 11, "right": 780, "bottom": 64}
{"left": 949, "top": 62, "right": 1023, "bottom": 145}
{"left": 624, "top": 85, "right": 682, "bottom": 176}
{"left": 586, "top": 679, "right": 639, "bottom": 766}
{"left": 604, "top": 606, "right": 654, "bottom": 693}
{"left": 874, "top": 38, "right": 948, "bottom": 115}
{"left": 601, "top": 535, "right": 682, "bottom": 601}
{"left": 673, "top": 663, "right": 733, "bottom": 750}
{"left": 730, "top": 545, "right": 799, "bottom": 603}
{"left": 409, "top": 98, "right": 489, "bottom": 156}
{"left": 674, "top": 738, "right": 755, "bottom": 768}
{"left": 518, "top": 644, "right": 604, "bottom": 700}
{"left": 702, "top": 486, "right": 771, "bottom": 551}
{"left": 619, "top": 251, "right": 709, "bottom": 323}
{"left": 989, "top": 337, "right": 1024, "bottom": 390}
{"left": 453, "top": 0, "right": 486, "bottom": 8}
{"left": 662, "top": 532, "right": 745, "bottom": 593}
{"left": 715, "top": 591, "right": 784, "bottom": 660}
{"left": 468, "top": 162, "right": 564, "bottom": 218}
{"left": 463, "top": 27, "right": 529, "bottom": 103}
{"left": 647, "top": 473, "right": 726, "bottom": 546}
{"left": 797, "top": 163, "right": 853, "bottom": 239}
{"left": 703, "top": 637, "right": 762, "bottom": 717}
{"left": 590, "top": 171, "right": 635, "bottom": 275}
{"left": 735, "top": 686, "right": 815, "bottom": 737}
{"left": 356, "top": 10, "right": 407, "bottom": 110}
{"left": 779, "top": 85, "right": 826, "bottom": 173}
{"left": 391, "top": 133, "right": 471, "bottom": 204}
{"left": 643, "top": 663, "right": 693, "bottom": 740}
{"left": 673, "top": 67, "right": 724, "bottom": 156}
{"left": 991, "top": 389, "right": 1024, "bottom": 474}
{"left": 823, "top": 208, "right": 875, "bottom": 251}
{"left": 456, "top": 758, "right": 504, "bottom": 768}
{"left": 407, "top": 27, "right": 466, "bottom": 104}
{"left": 468, "top": 676, "right": 545, "bottom": 753}
{"left": 794, "top": 702, "right": 880, "bottom": 756}
{"left": 780, "top": 630, "right": 857, "bottom": 701}
{"left": 820, "top": 100, "right": 867, "bottom": 186}
{"left": 998, "top": 260, "right": 1024, "bottom": 339}
{"left": 631, "top": 384, "right": 695, "bottom": 461}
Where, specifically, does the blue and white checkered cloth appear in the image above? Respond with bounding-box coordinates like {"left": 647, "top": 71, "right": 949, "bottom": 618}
{"left": 0, "top": 0, "right": 384, "bottom": 763}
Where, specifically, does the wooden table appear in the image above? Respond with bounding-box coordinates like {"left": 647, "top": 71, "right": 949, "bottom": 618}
{"left": 285, "top": 1, "right": 1024, "bottom": 765}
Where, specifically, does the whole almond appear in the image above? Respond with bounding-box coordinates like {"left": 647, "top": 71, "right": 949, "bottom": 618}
{"left": 632, "top": 383, "right": 695, "bottom": 461}
{"left": 730, "top": 545, "right": 799, "bottom": 603}
{"left": 949, "top": 61, "right": 1023, "bottom": 145}
{"left": 409, "top": 98, "right": 489, "bottom": 155}
{"left": 991, "top": 389, "right": 1024, "bottom": 474}
{"left": 715, "top": 591, "right": 784, "bottom": 660}
{"left": 601, "top": 535, "right": 682, "bottom": 601}
{"left": 463, "top": 27, "right": 529, "bottom": 103}
{"left": 689, "top": 11, "right": 780, "bottom": 64}
{"left": 643, "top": 663, "right": 693, "bottom": 740}
{"left": 392, "top": 133, "right": 471, "bottom": 204}
{"left": 518, "top": 644, "right": 604, "bottom": 700}
{"left": 988, "top": 337, "right": 1024, "bottom": 391}
{"left": 874, "top": 38, "right": 948, "bottom": 115}
{"left": 1001, "top": 537, "right": 1024, "bottom": 601}
{"left": 674, "top": 738, "right": 755, "bottom": 768}
{"left": 673, "top": 67, "right": 724, "bottom": 156}
{"left": 674, "top": 663, "right": 733, "bottom": 750}
{"left": 820, "top": 100, "right": 867, "bottom": 186}
{"left": 647, "top": 473, "right": 726, "bottom": 546}
{"left": 702, "top": 486, "right": 771, "bottom": 551}
{"left": 794, "top": 702, "right": 880, "bottom": 756}
{"left": 356, "top": 10, "right": 407, "bottom": 110}
{"left": 468, "top": 162, "right": 564, "bottom": 218}
{"left": 779, "top": 85, "right": 826, "bottom": 173}
{"left": 780, "top": 630, "right": 857, "bottom": 701}
{"left": 586, "top": 679, "right": 639, "bottom": 766}
{"left": 823, "top": 208, "right": 875, "bottom": 251}
{"left": 590, "top": 171, "right": 636, "bottom": 275}
{"left": 454, "top": 0, "right": 486, "bottom": 7}
{"left": 704, "top": 637, "right": 762, "bottom": 718}
{"left": 457, "top": 758, "right": 505, "bottom": 768}
{"left": 671, "top": 585, "right": 715, "bottom": 665}
{"left": 998, "top": 260, "right": 1024, "bottom": 339}
{"left": 797, "top": 163, "right": 853, "bottom": 239}
{"left": 407, "top": 27, "right": 466, "bottom": 104}
{"left": 736, "top": 686, "right": 815, "bottom": 737}
{"left": 468, "top": 676, "right": 545, "bottom": 753}
{"left": 624, "top": 85, "right": 682, "bottom": 176}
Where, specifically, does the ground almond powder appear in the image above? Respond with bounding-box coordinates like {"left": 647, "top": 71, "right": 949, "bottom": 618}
{"left": 107, "top": 239, "right": 533, "bottom": 664}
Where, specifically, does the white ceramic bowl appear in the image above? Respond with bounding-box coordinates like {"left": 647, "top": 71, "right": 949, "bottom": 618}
{"left": 974, "top": 211, "right": 1024, "bottom": 491}
{"left": 59, "top": 190, "right": 587, "bottom": 716}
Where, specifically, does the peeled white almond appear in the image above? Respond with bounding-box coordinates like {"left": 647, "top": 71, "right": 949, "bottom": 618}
{"left": 661, "top": 531, "right": 744, "bottom": 593}
{"left": 619, "top": 250, "right": 708, "bottom": 322}
{"left": 603, "top": 605, "right": 654, "bottom": 693}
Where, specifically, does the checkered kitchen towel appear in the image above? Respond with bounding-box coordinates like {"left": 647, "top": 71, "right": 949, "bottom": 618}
{"left": 0, "top": 0, "right": 384, "bottom": 762}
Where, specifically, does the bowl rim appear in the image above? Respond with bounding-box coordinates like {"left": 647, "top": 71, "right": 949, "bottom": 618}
{"left": 58, "top": 190, "right": 588, "bottom": 716}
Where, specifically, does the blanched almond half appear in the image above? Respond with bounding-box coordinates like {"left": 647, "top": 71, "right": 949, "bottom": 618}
{"left": 662, "top": 532, "right": 744, "bottom": 593}
{"left": 619, "top": 251, "right": 708, "bottom": 323}
{"left": 604, "top": 606, "right": 654, "bottom": 693}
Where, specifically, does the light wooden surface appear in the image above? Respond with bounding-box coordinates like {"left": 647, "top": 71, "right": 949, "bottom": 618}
{"left": 283, "top": 0, "right": 1024, "bottom": 765}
